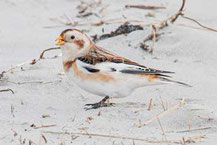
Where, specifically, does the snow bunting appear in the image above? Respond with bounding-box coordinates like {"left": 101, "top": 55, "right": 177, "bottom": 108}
{"left": 56, "top": 29, "right": 190, "bottom": 109}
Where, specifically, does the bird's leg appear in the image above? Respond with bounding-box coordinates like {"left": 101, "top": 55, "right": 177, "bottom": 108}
{"left": 85, "top": 96, "right": 114, "bottom": 109}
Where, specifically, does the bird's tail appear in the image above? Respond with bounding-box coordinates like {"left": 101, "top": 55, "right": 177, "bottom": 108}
{"left": 160, "top": 77, "right": 192, "bottom": 87}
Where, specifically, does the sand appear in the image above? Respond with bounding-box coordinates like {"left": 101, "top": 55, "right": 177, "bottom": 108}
{"left": 1, "top": 0, "right": 217, "bottom": 144}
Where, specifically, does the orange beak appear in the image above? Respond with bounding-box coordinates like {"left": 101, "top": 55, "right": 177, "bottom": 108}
{"left": 56, "top": 36, "right": 65, "bottom": 45}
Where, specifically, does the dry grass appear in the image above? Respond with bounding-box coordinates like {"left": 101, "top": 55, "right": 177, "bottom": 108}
{"left": 44, "top": 131, "right": 180, "bottom": 144}
{"left": 139, "top": 98, "right": 186, "bottom": 127}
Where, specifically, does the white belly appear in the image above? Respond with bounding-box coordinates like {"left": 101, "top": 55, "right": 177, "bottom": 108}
{"left": 66, "top": 70, "right": 155, "bottom": 98}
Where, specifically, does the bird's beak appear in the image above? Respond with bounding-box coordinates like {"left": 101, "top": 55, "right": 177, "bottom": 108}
{"left": 56, "top": 36, "right": 65, "bottom": 45}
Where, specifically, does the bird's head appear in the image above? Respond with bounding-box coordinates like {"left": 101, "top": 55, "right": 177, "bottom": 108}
{"left": 56, "top": 29, "right": 92, "bottom": 61}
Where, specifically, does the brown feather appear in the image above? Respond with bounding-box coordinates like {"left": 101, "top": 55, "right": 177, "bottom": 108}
{"left": 63, "top": 61, "right": 74, "bottom": 72}
{"left": 78, "top": 45, "right": 146, "bottom": 68}
{"left": 74, "top": 39, "right": 85, "bottom": 49}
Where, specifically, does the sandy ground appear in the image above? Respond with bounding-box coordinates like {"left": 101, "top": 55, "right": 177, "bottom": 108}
{"left": 1, "top": 0, "right": 217, "bottom": 144}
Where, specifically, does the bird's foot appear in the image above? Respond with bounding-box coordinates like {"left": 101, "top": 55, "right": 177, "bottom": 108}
{"left": 85, "top": 102, "right": 114, "bottom": 110}
{"left": 84, "top": 96, "right": 114, "bottom": 110}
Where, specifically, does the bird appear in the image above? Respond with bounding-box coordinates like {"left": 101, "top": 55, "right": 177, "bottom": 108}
{"left": 56, "top": 29, "right": 190, "bottom": 109}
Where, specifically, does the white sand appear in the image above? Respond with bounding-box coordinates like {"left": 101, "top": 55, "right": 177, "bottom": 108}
{"left": 1, "top": 0, "right": 217, "bottom": 144}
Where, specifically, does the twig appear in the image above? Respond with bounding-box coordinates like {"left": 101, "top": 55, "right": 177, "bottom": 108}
{"left": 158, "top": 0, "right": 186, "bottom": 28}
{"left": 185, "top": 135, "right": 206, "bottom": 143}
{"left": 19, "top": 135, "right": 25, "bottom": 145}
{"left": 143, "top": 32, "right": 165, "bottom": 43}
{"left": 197, "top": 115, "right": 214, "bottom": 121}
{"left": 4, "top": 60, "right": 37, "bottom": 74}
{"left": 149, "top": 25, "right": 157, "bottom": 53}
{"left": 11, "top": 104, "right": 15, "bottom": 118}
{"left": 42, "top": 114, "right": 50, "bottom": 118}
{"left": 92, "top": 23, "right": 143, "bottom": 42}
{"left": 140, "top": 32, "right": 164, "bottom": 52}
{"left": 77, "top": 12, "right": 94, "bottom": 18}
{"left": 1, "top": 47, "right": 60, "bottom": 80}
{"left": 139, "top": 98, "right": 185, "bottom": 127}
{"left": 159, "top": 96, "right": 166, "bottom": 111}
{"left": 171, "top": 0, "right": 186, "bottom": 23}
{"left": 0, "top": 71, "right": 6, "bottom": 79}
{"left": 43, "top": 131, "right": 70, "bottom": 135}
{"left": 42, "top": 134, "right": 48, "bottom": 144}
{"left": 11, "top": 129, "right": 18, "bottom": 137}
{"left": 43, "top": 131, "right": 180, "bottom": 144}
{"left": 181, "top": 15, "right": 217, "bottom": 33}
{"left": 39, "top": 47, "right": 61, "bottom": 59}
{"left": 7, "top": 80, "right": 62, "bottom": 85}
{"left": 147, "top": 98, "right": 152, "bottom": 111}
{"left": 181, "top": 137, "right": 186, "bottom": 145}
{"left": 166, "top": 126, "right": 211, "bottom": 133}
{"left": 140, "top": 0, "right": 186, "bottom": 53}
{"left": 0, "top": 88, "right": 14, "bottom": 94}
{"left": 188, "top": 120, "right": 192, "bottom": 132}
{"left": 29, "top": 140, "right": 36, "bottom": 145}
{"left": 157, "top": 118, "right": 166, "bottom": 135}
{"left": 125, "top": 5, "right": 166, "bottom": 10}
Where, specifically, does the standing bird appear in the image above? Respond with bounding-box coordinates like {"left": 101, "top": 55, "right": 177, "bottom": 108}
{"left": 56, "top": 29, "right": 190, "bottom": 109}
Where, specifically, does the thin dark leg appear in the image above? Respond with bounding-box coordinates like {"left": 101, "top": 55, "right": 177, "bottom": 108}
{"left": 85, "top": 96, "right": 114, "bottom": 109}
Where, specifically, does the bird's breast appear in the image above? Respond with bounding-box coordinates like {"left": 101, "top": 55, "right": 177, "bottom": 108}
{"left": 63, "top": 60, "right": 116, "bottom": 83}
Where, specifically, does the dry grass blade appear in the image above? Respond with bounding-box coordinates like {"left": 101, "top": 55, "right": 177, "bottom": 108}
{"left": 139, "top": 98, "right": 185, "bottom": 127}
{"left": 166, "top": 126, "right": 211, "bottom": 133}
{"left": 125, "top": 5, "right": 166, "bottom": 10}
{"left": 181, "top": 15, "right": 217, "bottom": 33}
{"left": 157, "top": 118, "right": 166, "bottom": 135}
{"left": 7, "top": 80, "right": 61, "bottom": 85}
{"left": 34, "top": 124, "right": 57, "bottom": 129}
{"left": 159, "top": 96, "right": 167, "bottom": 111}
{"left": 43, "top": 131, "right": 180, "bottom": 144}
{"left": 4, "top": 60, "right": 38, "bottom": 74}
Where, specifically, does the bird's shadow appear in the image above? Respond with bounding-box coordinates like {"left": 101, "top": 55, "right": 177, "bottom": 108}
{"left": 84, "top": 102, "right": 147, "bottom": 110}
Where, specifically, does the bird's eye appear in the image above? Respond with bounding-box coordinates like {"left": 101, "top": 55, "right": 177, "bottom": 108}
{"left": 71, "top": 35, "right": 75, "bottom": 39}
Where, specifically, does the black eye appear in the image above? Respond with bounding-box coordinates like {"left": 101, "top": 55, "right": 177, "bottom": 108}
{"left": 71, "top": 35, "right": 75, "bottom": 39}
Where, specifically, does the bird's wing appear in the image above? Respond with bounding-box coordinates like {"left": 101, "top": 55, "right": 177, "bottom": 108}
{"left": 77, "top": 46, "right": 174, "bottom": 77}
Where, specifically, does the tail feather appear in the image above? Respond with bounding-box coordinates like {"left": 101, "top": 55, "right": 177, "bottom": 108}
{"left": 160, "top": 77, "right": 192, "bottom": 87}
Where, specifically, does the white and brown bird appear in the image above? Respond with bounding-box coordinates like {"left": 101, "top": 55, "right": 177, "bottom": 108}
{"left": 56, "top": 29, "right": 190, "bottom": 109}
